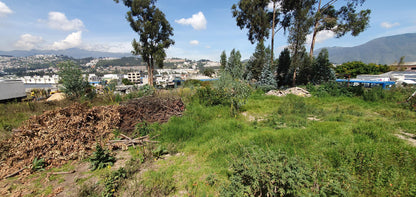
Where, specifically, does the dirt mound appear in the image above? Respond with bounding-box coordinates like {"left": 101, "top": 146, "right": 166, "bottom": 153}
{"left": 119, "top": 96, "right": 185, "bottom": 134}
{"left": 266, "top": 87, "right": 311, "bottom": 97}
{"left": 0, "top": 96, "right": 185, "bottom": 179}
{"left": 0, "top": 103, "right": 120, "bottom": 179}
{"left": 46, "top": 93, "right": 65, "bottom": 102}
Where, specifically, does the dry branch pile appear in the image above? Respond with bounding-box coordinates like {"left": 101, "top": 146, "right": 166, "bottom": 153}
{"left": 119, "top": 96, "right": 185, "bottom": 134}
{"left": 0, "top": 96, "right": 185, "bottom": 179}
{"left": 0, "top": 103, "right": 121, "bottom": 179}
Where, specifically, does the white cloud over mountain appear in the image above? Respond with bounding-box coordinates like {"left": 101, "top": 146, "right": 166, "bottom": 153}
{"left": 381, "top": 22, "right": 400, "bottom": 29}
{"left": 175, "top": 12, "right": 207, "bottom": 30}
{"left": 0, "top": 1, "right": 12, "bottom": 17}
{"left": 41, "top": 11, "right": 85, "bottom": 31}
{"left": 51, "top": 31, "right": 82, "bottom": 50}
{"left": 306, "top": 30, "right": 336, "bottom": 44}
{"left": 14, "top": 34, "right": 44, "bottom": 50}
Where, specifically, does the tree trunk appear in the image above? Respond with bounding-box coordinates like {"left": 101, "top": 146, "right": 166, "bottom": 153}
{"left": 309, "top": 0, "right": 322, "bottom": 58}
{"left": 271, "top": 1, "right": 277, "bottom": 67}
{"left": 146, "top": 59, "right": 153, "bottom": 87}
{"left": 292, "top": 68, "right": 297, "bottom": 87}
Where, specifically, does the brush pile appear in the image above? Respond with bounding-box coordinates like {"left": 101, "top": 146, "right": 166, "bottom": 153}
{"left": 119, "top": 96, "right": 185, "bottom": 134}
{"left": 0, "top": 96, "right": 185, "bottom": 179}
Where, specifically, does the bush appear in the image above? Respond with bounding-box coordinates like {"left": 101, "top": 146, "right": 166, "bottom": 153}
{"left": 215, "top": 74, "right": 252, "bottom": 116}
{"left": 307, "top": 82, "right": 354, "bottom": 97}
{"left": 194, "top": 86, "right": 228, "bottom": 106}
{"left": 362, "top": 86, "right": 385, "bottom": 102}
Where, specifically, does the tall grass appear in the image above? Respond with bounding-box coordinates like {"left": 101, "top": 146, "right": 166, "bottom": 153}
{"left": 153, "top": 87, "right": 416, "bottom": 196}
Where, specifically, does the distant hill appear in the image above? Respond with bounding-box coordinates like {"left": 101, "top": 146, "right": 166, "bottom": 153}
{"left": 316, "top": 33, "right": 416, "bottom": 65}
{"left": 0, "top": 48, "right": 132, "bottom": 58}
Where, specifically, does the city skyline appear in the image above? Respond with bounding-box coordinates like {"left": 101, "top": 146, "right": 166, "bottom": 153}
{"left": 0, "top": 0, "right": 415, "bottom": 61}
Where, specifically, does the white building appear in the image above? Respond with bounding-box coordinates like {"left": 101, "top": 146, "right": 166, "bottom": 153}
{"left": 21, "top": 75, "right": 59, "bottom": 84}
{"left": 127, "top": 72, "right": 143, "bottom": 84}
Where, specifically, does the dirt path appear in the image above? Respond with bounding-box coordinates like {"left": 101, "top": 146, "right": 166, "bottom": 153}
{"left": 395, "top": 131, "right": 416, "bottom": 147}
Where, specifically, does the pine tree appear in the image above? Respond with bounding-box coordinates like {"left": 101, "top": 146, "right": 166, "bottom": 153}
{"left": 226, "top": 49, "right": 244, "bottom": 80}
{"left": 246, "top": 41, "right": 267, "bottom": 81}
{"left": 277, "top": 48, "right": 291, "bottom": 87}
{"left": 220, "top": 51, "right": 227, "bottom": 70}
{"left": 259, "top": 62, "right": 276, "bottom": 89}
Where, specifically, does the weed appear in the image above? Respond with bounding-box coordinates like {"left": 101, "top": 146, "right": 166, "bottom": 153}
{"left": 89, "top": 144, "right": 116, "bottom": 171}
{"left": 102, "top": 168, "right": 127, "bottom": 197}
{"left": 31, "top": 157, "right": 45, "bottom": 172}
{"left": 152, "top": 145, "right": 168, "bottom": 158}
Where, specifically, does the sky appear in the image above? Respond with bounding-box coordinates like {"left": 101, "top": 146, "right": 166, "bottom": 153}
{"left": 0, "top": 0, "right": 415, "bottom": 61}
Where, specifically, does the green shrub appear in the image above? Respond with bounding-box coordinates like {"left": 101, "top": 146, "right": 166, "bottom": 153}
{"left": 221, "top": 148, "right": 312, "bottom": 197}
{"left": 194, "top": 86, "right": 228, "bottom": 106}
{"left": 215, "top": 74, "right": 252, "bottom": 116}
{"left": 307, "top": 82, "right": 354, "bottom": 97}
{"left": 89, "top": 144, "right": 116, "bottom": 171}
{"left": 362, "top": 86, "right": 385, "bottom": 102}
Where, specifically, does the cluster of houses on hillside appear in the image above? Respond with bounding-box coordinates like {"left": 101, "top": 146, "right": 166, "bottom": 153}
{"left": 3, "top": 68, "right": 214, "bottom": 94}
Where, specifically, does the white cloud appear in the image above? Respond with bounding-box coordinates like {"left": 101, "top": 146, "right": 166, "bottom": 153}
{"left": 306, "top": 30, "right": 336, "bottom": 44}
{"left": 51, "top": 31, "right": 82, "bottom": 50}
{"left": 175, "top": 12, "right": 207, "bottom": 30}
{"left": 14, "top": 34, "right": 44, "bottom": 50}
{"left": 0, "top": 1, "right": 12, "bottom": 17}
{"left": 189, "top": 40, "right": 199, "bottom": 45}
{"left": 42, "top": 12, "right": 84, "bottom": 31}
{"left": 83, "top": 42, "right": 132, "bottom": 53}
{"left": 381, "top": 22, "right": 400, "bottom": 29}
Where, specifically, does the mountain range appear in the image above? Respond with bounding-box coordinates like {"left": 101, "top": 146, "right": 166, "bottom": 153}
{"left": 1, "top": 33, "right": 415, "bottom": 65}
{"left": 316, "top": 33, "right": 416, "bottom": 65}
{"left": 0, "top": 48, "right": 132, "bottom": 59}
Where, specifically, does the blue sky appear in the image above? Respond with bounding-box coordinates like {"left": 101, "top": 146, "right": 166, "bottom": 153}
{"left": 0, "top": 0, "right": 415, "bottom": 61}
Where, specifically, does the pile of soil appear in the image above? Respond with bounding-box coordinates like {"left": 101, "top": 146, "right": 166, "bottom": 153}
{"left": 0, "top": 96, "right": 185, "bottom": 179}
{"left": 119, "top": 96, "right": 185, "bottom": 134}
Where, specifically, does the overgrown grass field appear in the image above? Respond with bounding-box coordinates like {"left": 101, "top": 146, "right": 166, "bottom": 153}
{"left": 1, "top": 84, "right": 416, "bottom": 196}
{"left": 147, "top": 87, "right": 416, "bottom": 196}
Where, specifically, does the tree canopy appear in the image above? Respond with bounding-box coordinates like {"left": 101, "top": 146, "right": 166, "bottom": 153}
{"left": 114, "top": 0, "right": 174, "bottom": 86}
{"left": 58, "top": 61, "right": 90, "bottom": 99}
{"left": 309, "top": 0, "right": 371, "bottom": 57}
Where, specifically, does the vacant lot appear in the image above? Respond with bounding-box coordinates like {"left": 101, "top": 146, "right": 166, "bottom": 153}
{"left": 1, "top": 86, "right": 416, "bottom": 196}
